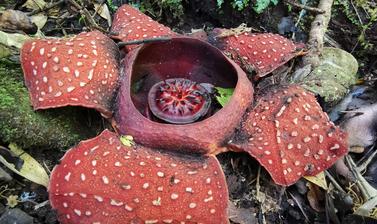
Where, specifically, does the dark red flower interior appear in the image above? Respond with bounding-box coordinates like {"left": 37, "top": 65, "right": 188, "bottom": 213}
{"left": 148, "top": 78, "right": 211, "bottom": 124}
{"left": 128, "top": 38, "right": 238, "bottom": 120}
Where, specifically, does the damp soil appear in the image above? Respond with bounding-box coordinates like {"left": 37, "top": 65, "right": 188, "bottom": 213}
{"left": 0, "top": 1, "right": 376, "bottom": 224}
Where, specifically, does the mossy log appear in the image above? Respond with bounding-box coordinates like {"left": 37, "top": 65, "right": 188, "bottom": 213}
{"left": 0, "top": 61, "right": 101, "bottom": 150}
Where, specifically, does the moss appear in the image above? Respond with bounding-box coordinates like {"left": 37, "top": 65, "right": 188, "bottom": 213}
{"left": 130, "top": 0, "right": 184, "bottom": 25}
{"left": 0, "top": 61, "right": 99, "bottom": 150}
{"left": 297, "top": 47, "right": 358, "bottom": 104}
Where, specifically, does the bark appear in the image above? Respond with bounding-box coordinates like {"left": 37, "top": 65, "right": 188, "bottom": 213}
{"left": 302, "top": 0, "right": 334, "bottom": 67}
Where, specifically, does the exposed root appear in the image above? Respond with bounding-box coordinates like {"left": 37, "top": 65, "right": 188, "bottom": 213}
{"left": 302, "top": 0, "right": 334, "bottom": 67}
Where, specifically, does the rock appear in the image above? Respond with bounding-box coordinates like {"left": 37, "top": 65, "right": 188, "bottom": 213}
{"left": 0, "top": 203, "right": 5, "bottom": 215}
{"left": 0, "top": 61, "right": 100, "bottom": 150}
{"left": 0, "top": 167, "right": 12, "bottom": 182}
{"left": 293, "top": 47, "right": 358, "bottom": 103}
{"left": 0, "top": 208, "right": 33, "bottom": 224}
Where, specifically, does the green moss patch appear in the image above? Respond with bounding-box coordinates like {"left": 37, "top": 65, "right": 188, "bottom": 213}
{"left": 0, "top": 61, "right": 99, "bottom": 150}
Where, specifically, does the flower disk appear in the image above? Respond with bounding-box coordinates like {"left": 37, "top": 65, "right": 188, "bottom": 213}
{"left": 148, "top": 78, "right": 211, "bottom": 124}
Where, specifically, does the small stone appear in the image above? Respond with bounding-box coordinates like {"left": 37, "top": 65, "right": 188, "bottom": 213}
{"left": 0, "top": 208, "right": 34, "bottom": 224}
{"left": 0, "top": 167, "right": 12, "bottom": 182}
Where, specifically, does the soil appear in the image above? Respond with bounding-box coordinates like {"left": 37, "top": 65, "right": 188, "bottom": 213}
{"left": 0, "top": 0, "right": 376, "bottom": 224}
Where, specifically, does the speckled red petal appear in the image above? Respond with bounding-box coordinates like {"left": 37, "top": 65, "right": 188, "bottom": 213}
{"left": 49, "top": 130, "right": 229, "bottom": 224}
{"left": 230, "top": 85, "right": 348, "bottom": 186}
{"left": 211, "top": 29, "right": 304, "bottom": 78}
{"left": 111, "top": 4, "right": 177, "bottom": 52}
{"left": 20, "top": 31, "right": 120, "bottom": 117}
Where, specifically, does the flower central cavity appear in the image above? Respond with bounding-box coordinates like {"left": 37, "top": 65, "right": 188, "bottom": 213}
{"left": 148, "top": 78, "right": 211, "bottom": 124}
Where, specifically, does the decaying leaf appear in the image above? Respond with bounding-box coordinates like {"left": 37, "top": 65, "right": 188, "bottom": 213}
{"left": 342, "top": 103, "right": 377, "bottom": 149}
{"left": 0, "top": 30, "right": 31, "bottom": 48}
{"left": 228, "top": 201, "right": 257, "bottom": 224}
{"left": 22, "top": 0, "right": 47, "bottom": 11}
{"left": 30, "top": 13, "right": 47, "bottom": 30}
{"left": 354, "top": 197, "right": 377, "bottom": 219}
{"left": 94, "top": 3, "right": 112, "bottom": 26}
{"left": 307, "top": 183, "right": 325, "bottom": 212}
{"left": 293, "top": 47, "right": 358, "bottom": 103}
{"left": 0, "top": 9, "right": 37, "bottom": 34}
{"left": 0, "top": 44, "right": 11, "bottom": 58}
{"left": 0, "top": 144, "right": 49, "bottom": 187}
{"left": 347, "top": 155, "right": 377, "bottom": 219}
{"left": 304, "top": 171, "right": 328, "bottom": 190}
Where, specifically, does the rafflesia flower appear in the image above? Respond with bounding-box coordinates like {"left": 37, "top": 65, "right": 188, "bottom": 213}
{"left": 20, "top": 4, "right": 348, "bottom": 224}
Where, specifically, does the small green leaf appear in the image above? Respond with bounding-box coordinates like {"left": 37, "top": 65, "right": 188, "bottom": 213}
{"left": 217, "top": 0, "right": 224, "bottom": 8}
{"left": 253, "top": 0, "right": 279, "bottom": 14}
{"left": 215, "top": 87, "right": 234, "bottom": 107}
{"left": 120, "top": 135, "right": 135, "bottom": 147}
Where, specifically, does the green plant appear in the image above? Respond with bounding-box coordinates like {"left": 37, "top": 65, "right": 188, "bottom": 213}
{"left": 253, "top": 0, "right": 278, "bottom": 13}
{"left": 333, "top": 0, "right": 376, "bottom": 51}
{"left": 232, "top": 0, "right": 250, "bottom": 11}
{"left": 215, "top": 87, "right": 234, "bottom": 107}
{"left": 217, "top": 0, "right": 279, "bottom": 13}
{"left": 106, "top": 0, "right": 118, "bottom": 12}
{"left": 130, "top": 0, "right": 184, "bottom": 22}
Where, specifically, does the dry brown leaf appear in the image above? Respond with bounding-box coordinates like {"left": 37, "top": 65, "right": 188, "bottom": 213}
{"left": 307, "top": 183, "right": 325, "bottom": 212}
{"left": 228, "top": 202, "right": 257, "bottom": 224}
{"left": 22, "top": 0, "right": 47, "bottom": 11}
{"left": 94, "top": 3, "right": 112, "bottom": 26}
{"left": 0, "top": 10, "right": 37, "bottom": 34}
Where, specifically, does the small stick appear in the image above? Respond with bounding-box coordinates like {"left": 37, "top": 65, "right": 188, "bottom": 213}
{"left": 356, "top": 144, "right": 377, "bottom": 173}
{"left": 108, "top": 31, "right": 119, "bottom": 36}
{"left": 67, "top": 0, "right": 107, "bottom": 33}
{"left": 325, "top": 170, "right": 346, "bottom": 193}
{"left": 27, "top": 0, "right": 65, "bottom": 16}
{"left": 284, "top": 0, "right": 325, "bottom": 14}
{"left": 117, "top": 37, "right": 172, "bottom": 47}
{"left": 288, "top": 191, "right": 310, "bottom": 221}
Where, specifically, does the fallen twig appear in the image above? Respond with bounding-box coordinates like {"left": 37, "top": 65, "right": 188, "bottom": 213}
{"left": 67, "top": 0, "right": 107, "bottom": 33}
{"left": 288, "top": 191, "right": 310, "bottom": 221}
{"left": 325, "top": 170, "right": 346, "bottom": 194}
{"left": 284, "top": 0, "right": 325, "bottom": 14}
{"left": 345, "top": 155, "right": 377, "bottom": 200}
{"left": 117, "top": 37, "right": 172, "bottom": 47}
{"left": 356, "top": 144, "right": 377, "bottom": 173}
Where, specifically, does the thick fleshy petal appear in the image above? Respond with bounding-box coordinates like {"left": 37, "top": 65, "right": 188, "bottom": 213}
{"left": 230, "top": 85, "right": 348, "bottom": 186}
{"left": 20, "top": 31, "right": 120, "bottom": 117}
{"left": 49, "top": 130, "right": 229, "bottom": 223}
{"left": 210, "top": 29, "right": 304, "bottom": 78}
{"left": 111, "top": 4, "right": 176, "bottom": 52}
{"left": 115, "top": 37, "right": 253, "bottom": 154}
